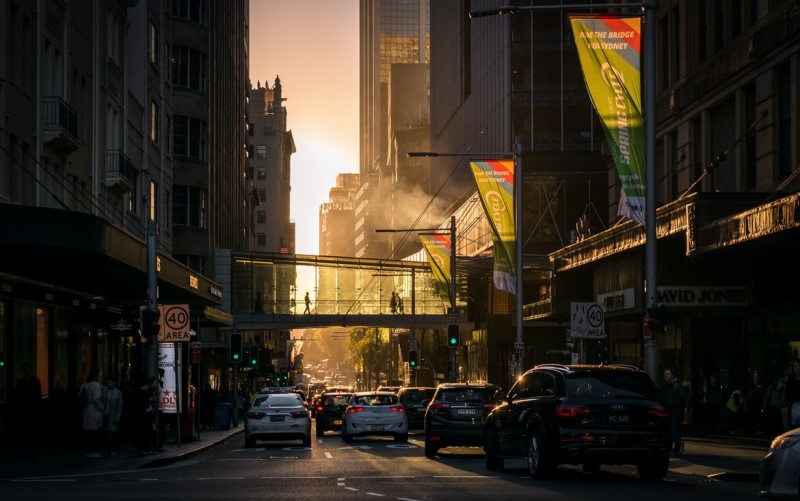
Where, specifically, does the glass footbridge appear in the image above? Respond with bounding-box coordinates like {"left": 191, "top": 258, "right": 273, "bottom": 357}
{"left": 221, "top": 251, "right": 469, "bottom": 330}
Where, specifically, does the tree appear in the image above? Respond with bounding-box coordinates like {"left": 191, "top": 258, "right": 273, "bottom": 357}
{"left": 346, "top": 327, "right": 390, "bottom": 389}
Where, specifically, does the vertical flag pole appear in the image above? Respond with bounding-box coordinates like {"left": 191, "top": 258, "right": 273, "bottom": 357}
{"left": 644, "top": 0, "right": 659, "bottom": 382}
{"left": 514, "top": 135, "right": 524, "bottom": 379}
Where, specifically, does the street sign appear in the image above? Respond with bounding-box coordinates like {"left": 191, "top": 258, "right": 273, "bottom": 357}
{"left": 158, "top": 304, "right": 191, "bottom": 341}
{"left": 570, "top": 302, "right": 606, "bottom": 338}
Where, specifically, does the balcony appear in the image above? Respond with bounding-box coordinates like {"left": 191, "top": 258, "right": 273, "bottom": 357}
{"left": 42, "top": 96, "right": 80, "bottom": 155}
{"left": 105, "top": 150, "right": 135, "bottom": 194}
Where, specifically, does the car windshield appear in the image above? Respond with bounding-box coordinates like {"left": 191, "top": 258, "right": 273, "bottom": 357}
{"left": 324, "top": 395, "right": 351, "bottom": 406}
{"left": 440, "top": 388, "right": 495, "bottom": 404}
{"left": 400, "top": 389, "right": 434, "bottom": 404}
{"left": 266, "top": 394, "right": 303, "bottom": 407}
{"left": 354, "top": 394, "right": 398, "bottom": 405}
{"left": 565, "top": 373, "right": 659, "bottom": 400}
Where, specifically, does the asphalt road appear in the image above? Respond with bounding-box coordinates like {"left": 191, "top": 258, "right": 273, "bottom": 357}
{"left": 1, "top": 426, "right": 767, "bottom": 501}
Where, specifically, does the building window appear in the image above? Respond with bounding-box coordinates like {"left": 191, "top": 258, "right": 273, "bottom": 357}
{"left": 172, "top": 0, "right": 206, "bottom": 25}
{"left": 256, "top": 144, "right": 266, "bottom": 158}
{"left": 256, "top": 233, "right": 267, "bottom": 247}
{"left": 257, "top": 167, "right": 266, "bottom": 180}
{"left": 173, "top": 115, "right": 206, "bottom": 159}
{"left": 257, "top": 210, "right": 267, "bottom": 224}
{"left": 149, "top": 20, "right": 158, "bottom": 66}
{"left": 173, "top": 185, "right": 206, "bottom": 227}
{"left": 149, "top": 180, "right": 158, "bottom": 222}
{"left": 172, "top": 46, "right": 207, "bottom": 93}
{"left": 258, "top": 189, "right": 266, "bottom": 202}
{"left": 150, "top": 101, "right": 159, "bottom": 143}
{"left": 777, "top": 63, "right": 793, "bottom": 178}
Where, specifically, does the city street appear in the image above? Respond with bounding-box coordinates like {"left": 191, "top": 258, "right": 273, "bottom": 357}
{"left": 1, "top": 425, "right": 767, "bottom": 501}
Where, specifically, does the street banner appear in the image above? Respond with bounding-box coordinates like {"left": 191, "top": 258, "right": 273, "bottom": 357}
{"left": 419, "top": 233, "right": 452, "bottom": 307}
{"left": 570, "top": 15, "right": 645, "bottom": 226}
{"left": 470, "top": 159, "right": 515, "bottom": 294}
{"left": 157, "top": 343, "right": 179, "bottom": 413}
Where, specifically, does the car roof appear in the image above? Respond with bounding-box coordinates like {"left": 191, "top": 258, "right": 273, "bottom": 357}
{"left": 435, "top": 382, "right": 500, "bottom": 390}
{"left": 528, "top": 363, "right": 644, "bottom": 375}
{"left": 353, "top": 390, "right": 397, "bottom": 396}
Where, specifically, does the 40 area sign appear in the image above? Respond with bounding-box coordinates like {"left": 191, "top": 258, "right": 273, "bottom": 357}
{"left": 570, "top": 302, "right": 606, "bottom": 338}
{"left": 157, "top": 304, "right": 191, "bottom": 342}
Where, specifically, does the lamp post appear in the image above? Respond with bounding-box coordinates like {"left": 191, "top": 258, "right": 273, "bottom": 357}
{"left": 469, "top": 1, "right": 659, "bottom": 381}
{"left": 409, "top": 135, "right": 525, "bottom": 381}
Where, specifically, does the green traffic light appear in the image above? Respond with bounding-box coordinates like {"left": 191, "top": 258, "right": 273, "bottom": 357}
{"left": 232, "top": 353, "right": 240, "bottom": 360}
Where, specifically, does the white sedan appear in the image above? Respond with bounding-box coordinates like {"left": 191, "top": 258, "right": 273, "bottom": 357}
{"left": 245, "top": 392, "right": 311, "bottom": 447}
{"left": 341, "top": 391, "right": 408, "bottom": 443}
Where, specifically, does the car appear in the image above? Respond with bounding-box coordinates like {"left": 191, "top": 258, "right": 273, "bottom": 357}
{"left": 341, "top": 391, "right": 408, "bottom": 442}
{"left": 482, "top": 363, "right": 671, "bottom": 480}
{"left": 397, "top": 386, "right": 436, "bottom": 429}
{"left": 423, "top": 382, "right": 502, "bottom": 458}
{"left": 376, "top": 385, "right": 402, "bottom": 393}
{"left": 244, "top": 392, "right": 311, "bottom": 447}
{"left": 760, "top": 426, "right": 800, "bottom": 499}
{"left": 315, "top": 389, "right": 354, "bottom": 436}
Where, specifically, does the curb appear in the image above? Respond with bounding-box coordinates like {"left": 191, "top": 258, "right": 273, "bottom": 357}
{"left": 137, "top": 428, "right": 244, "bottom": 469}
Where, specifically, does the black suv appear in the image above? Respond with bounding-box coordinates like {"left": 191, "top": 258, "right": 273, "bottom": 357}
{"left": 397, "top": 387, "right": 436, "bottom": 429}
{"left": 483, "top": 364, "right": 671, "bottom": 480}
{"left": 315, "top": 390, "right": 354, "bottom": 436}
{"left": 424, "top": 382, "right": 502, "bottom": 458}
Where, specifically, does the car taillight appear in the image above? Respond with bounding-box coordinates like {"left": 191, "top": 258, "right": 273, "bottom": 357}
{"left": 390, "top": 406, "right": 405, "bottom": 413}
{"left": 646, "top": 405, "right": 669, "bottom": 418}
{"left": 290, "top": 411, "right": 309, "bottom": 419}
{"left": 430, "top": 402, "right": 451, "bottom": 415}
{"left": 316, "top": 405, "right": 324, "bottom": 413}
{"left": 246, "top": 411, "right": 266, "bottom": 419}
{"left": 347, "top": 406, "right": 365, "bottom": 414}
{"left": 556, "top": 403, "right": 591, "bottom": 417}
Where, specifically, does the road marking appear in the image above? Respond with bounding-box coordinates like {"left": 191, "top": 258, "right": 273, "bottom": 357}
{"left": 365, "top": 492, "right": 386, "bottom": 497}
{"left": 325, "top": 452, "right": 333, "bottom": 459}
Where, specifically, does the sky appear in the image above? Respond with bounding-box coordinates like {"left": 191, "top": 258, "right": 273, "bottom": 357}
{"left": 249, "top": 1, "right": 360, "bottom": 255}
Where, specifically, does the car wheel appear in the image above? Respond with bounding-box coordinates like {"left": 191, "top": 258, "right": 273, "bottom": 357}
{"left": 302, "top": 436, "right": 311, "bottom": 447}
{"left": 637, "top": 456, "right": 669, "bottom": 481}
{"left": 316, "top": 423, "right": 324, "bottom": 437}
{"left": 394, "top": 433, "right": 408, "bottom": 443}
{"left": 526, "top": 428, "right": 556, "bottom": 478}
{"left": 424, "top": 437, "right": 439, "bottom": 459}
{"left": 582, "top": 462, "right": 600, "bottom": 473}
{"left": 245, "top": 436, "right": 255, "bottom": 448}
{"left": 484, "top": 427, "right": 504, "bottom": 471}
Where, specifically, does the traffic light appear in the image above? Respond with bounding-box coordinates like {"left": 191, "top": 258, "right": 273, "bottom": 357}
{"left": 248, "top": 345, "right": 259, "bottom": 367}
{"left": 141, "top": 308, "right": 161, "bottom": 339}
{"left": 447, "top": 324, "right": 460, "bottom": 347}
{"left": 646, "top": 304, "right": 667, "bottom": 334}
{"left": 408, "top": 349, "right": 418, "bottom": 368}
{"left": 229, "top": 333, "right": 243, "bottom": 364}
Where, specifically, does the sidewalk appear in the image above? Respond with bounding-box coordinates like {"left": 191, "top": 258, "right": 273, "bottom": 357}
{"left": 0, "top": 427, "right": 771, "bottom": 481}
{"left": 0, "top": 424, "right": 244, "bottom": 480}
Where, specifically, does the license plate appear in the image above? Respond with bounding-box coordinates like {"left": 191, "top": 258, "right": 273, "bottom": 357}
{"left": 456, "top": 408, "right": 477, "bottom": 415}
{"left": 608, "top": 414, "right": 629, "bottom": 423}
{"left": 332, "top": 419, "right": 342, "bottom": 425}
{"left": 370, "top": 425, "right": 385, "bottom": 431}
{"left": 270, "top": 415, "right": 285, "bottom": 422}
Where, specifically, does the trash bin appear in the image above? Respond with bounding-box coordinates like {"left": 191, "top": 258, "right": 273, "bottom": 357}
{"left": 213, "top": 403, "right": 232, "bottom": 430}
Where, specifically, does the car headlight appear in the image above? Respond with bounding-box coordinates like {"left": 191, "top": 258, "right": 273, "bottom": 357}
{"left": 769, "top": 434, "right": 800, "bottom": 453}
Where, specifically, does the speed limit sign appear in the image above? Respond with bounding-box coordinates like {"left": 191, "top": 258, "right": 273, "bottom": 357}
{"left": 586, "top": 303, "right": 605, "bottom": 338}
{"left": 158, "top": 304, "right": 190, "bottom": 341}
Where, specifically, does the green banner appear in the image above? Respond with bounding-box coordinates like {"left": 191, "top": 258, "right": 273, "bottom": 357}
{"left": 419, "top": 234, "right": 452, "bottom": 307}
{"left": 570, "top": 15, "right": 645, "bottom": 225}
{"left": 470, "top": 160, "right": 515, "bottom": 294}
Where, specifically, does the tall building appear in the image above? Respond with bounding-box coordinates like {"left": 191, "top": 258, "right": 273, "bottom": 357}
{"left": 320, "top": 173, "right": 360, "bottom": 257}
{"left": 0, "top": 0, "right": 248, "bottom": 443}
{"left": 357, "top": 0, "right": 430, "bottom": 259}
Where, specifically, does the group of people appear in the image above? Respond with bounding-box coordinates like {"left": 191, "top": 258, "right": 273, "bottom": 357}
{"left": 389, "top": 291, "right": 404, "bottom": 314}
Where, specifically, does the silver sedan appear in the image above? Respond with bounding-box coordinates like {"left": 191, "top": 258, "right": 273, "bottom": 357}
{"left": 244, "top": 392, "right": 311, "bottom": 447}
{"left": 760, "top": 427, "right": 800, "bottom": 500}
{"left": 341, "top": 391, "right": 408, "bottom": 442}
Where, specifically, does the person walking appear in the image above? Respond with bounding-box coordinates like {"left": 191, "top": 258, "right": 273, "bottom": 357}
{"left": 304, "top": 292, "right": 312, "bottom": 314}
{"left": 14, "top": 362, "right": 42, "bottom": 452}
{"left": 101, "top": 376, "right": 124, "bottom": 456}
{"left": 390, "top": 292, "right": 398, "bottom": 314}
{"left": 79, "top": 367, "right": 104, "bottom": 457}
{"left": 784, "top": 359, "right": 800, "bottom": 429}
{"left": 661, "top": 367, "right": 689, "bottom": 455}
{"left": 134, "top": 377, "right": 159, "bottom": 455}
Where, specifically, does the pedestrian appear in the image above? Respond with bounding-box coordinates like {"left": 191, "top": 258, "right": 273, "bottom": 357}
{"left": 784, "top": 359, "right": 800, "bottom": 429}
{"left": 13, "top": 361, "right": 42, "bottom": 452}
{"left": 390, "top": 291, "right": 397, "bottom": 314}
{"left": 304, "top": 292, "right": 311, "bottom": 314}
{"left": 397, "top": 295, "right": 404, "bottom": 314}
{"left": 726, "top": 383, "right": 745, "bottom": 435}
{"left": 201, "top": 384, "right": 218, "bottom": 431}
{"left": 134, "top": 377, "right": 158, "bottom": 455}
{"left": 661, "top": 367, "right": 689, "bottom": 455}
{"left": 102, "top": 376, "right": 124, "bottom": 456}
{"left": 79, "top": 367, "right": 104, "bottom": 457}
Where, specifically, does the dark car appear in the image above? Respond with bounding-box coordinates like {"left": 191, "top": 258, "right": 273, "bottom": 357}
{"left": 397, "top": 387, "right": 436, "bottom": 429}
{"left": 424, "top": 382, "right": 502, "bottom": 458}
{"left": 483, "top": 364, "right": 671, "bottom": 480}
{"left": 315, "top": 390, "right": 354, "bottom": 436}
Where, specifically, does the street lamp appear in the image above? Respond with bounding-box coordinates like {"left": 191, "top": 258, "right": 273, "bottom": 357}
{"left": 469, "top": 1, "right": 659, "bottom": 381}
{"left": 408, "top": 135, "right": 525, "bottom": 380}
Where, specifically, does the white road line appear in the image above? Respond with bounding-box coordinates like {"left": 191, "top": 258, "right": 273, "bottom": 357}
{"left": 344, "top": 486, "right": 359, "bottom": 491}
{"left": 364, "top": 492, "right": 386, "bottom": 497}
{"left": 13, "top": 479, "right": 76, "bottom": 483}
{"left": 325, "top": 452, "right": 333, "bottom": 459}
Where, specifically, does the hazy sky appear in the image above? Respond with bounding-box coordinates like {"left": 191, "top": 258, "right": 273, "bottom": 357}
{"left": 249, "top": 1, "right": 360, "bottom": 255}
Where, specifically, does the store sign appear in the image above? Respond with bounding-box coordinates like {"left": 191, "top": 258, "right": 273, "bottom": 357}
{"left": 598, "top": 288, "right": 635, "bottom": 311}
{"left": 656, "top": 286, "right": 748, "bottom": 307}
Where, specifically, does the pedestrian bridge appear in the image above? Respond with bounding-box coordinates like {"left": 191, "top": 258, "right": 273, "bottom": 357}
{"left": 219, "top": 250, "right": 471, "bottom": 330}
